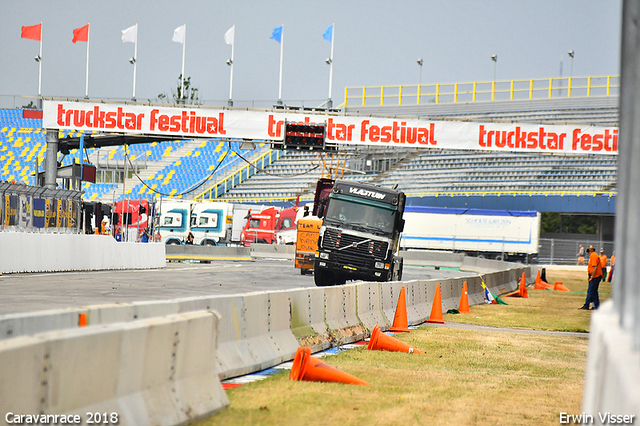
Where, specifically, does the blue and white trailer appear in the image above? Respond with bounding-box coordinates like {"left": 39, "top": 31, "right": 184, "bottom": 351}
{"left": 400, "top": 206, "right": 540, "bottom": 261}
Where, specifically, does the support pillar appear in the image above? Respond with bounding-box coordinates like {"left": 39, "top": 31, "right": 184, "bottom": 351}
{"left": 45, "top": 129, "right": 58, "bottom": 189}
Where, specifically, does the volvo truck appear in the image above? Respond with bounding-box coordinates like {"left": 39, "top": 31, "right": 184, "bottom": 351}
{"left": 313, "top": 179, "right": 406, "bottom": 286}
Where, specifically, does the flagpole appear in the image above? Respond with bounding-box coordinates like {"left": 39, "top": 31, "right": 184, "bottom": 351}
{"left": 132, "top": 22, "right": 138, "bottom": 100}
{"left": 228, "top": 24, "right": 235, "bottom": 107}
{"left": 38, "top": 21, "right": 43, "bottom": 99}
{"left": 85, "top": 22, "right": 90, "bottom": 98}
{"left": 181, "top": 23, "right": 186, "bottom": 103}
{"left": 328, "top": 22, "right": 335, "bottom": 109}
{"left": 277, "top": 23, "right": 283, "bottom": 105}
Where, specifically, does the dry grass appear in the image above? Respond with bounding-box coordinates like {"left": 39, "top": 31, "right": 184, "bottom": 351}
{"left": 447, "top": 269, "right": 611, "bottom": 332}
{"left": 197, "top": 269, "right": 597, "bottom": 426}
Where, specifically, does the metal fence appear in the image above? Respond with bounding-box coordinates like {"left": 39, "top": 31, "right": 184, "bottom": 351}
{"left": 538, "top": 238, "right": 615, "bottom": 265}
{"left": 0, "top": 181, "right": 82, "bottom": 234}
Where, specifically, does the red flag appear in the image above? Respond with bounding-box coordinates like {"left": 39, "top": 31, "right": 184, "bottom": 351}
{"left": 21, "top": 23, "right": 42, "bottom": 41}
{"left": 72, "top": 24, "right": 89, "bottom": 43}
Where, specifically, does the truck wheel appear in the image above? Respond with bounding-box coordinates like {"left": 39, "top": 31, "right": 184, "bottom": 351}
{"left": 203, "top": 240, "right": 217, "bottom": 246}
{"left": 314, "top": 268, "right": 335, "bottom": 286}
{"left": 166, "top": 239, "right": 180, "bottom": 245}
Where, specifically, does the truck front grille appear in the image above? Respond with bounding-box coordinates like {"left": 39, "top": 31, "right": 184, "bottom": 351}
{"left": 322, "top": 228, "right": 388, "bottom": 258}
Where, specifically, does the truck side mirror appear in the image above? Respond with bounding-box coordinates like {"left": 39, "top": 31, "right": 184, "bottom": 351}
{"left": 398, "top": 219, "right": 405, "bottom": 232}
{"left": 317, "top": 204, "right": 325, "bottom": 218}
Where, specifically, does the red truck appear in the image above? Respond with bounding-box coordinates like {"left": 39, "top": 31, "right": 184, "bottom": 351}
{"left": 112, "top": 199, "right": 151, "bottom": 241}
{"left": 240, "top": 206, "right": 298, "bottom": 246}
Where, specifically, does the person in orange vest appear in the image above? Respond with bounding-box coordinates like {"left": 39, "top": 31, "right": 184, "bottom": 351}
{"left": 599, "top": 249, "right": 608, "bottom": 284}
{"left": 581, "top": 245, "right": 603, "bottom": 310}
{"left": 607, "top": 251, "right": 615, "bottom": 282}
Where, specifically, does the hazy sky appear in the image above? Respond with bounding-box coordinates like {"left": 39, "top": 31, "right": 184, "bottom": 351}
{"left": 1, "top": 0, "right": 622, "bottom": 109}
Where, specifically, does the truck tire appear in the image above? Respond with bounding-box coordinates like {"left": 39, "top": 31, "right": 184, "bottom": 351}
{"left": 314, "top": 268, "right": 332, "bottom": 286}
{"left": 166, "top": 239, "right": 180, "bottom": 245}
{"left": 202, "top": 240, "right": 217, "bottom": 246}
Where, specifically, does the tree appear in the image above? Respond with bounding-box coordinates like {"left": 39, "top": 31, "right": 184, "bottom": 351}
{"left": 158, "top": 74, "right": 199, "bottom": 105}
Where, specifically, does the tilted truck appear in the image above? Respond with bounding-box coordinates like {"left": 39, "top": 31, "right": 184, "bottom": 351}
{"left": 313, "top": 178, "right": 406, "bottom": 286}
{"left": 400, "top": 206, "right": 540, "bottom": 262}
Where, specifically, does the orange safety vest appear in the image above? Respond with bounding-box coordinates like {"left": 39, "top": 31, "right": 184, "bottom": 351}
{"left": 599, "top": 254, "right": 608, "bottom": 268}
{"left": 589, "top": 251, "right": 603, "bottom": 278}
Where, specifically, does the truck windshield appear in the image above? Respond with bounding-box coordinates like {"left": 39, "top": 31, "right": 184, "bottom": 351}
{"left": 325, "top": 198, "right": 395, "bottom": 235}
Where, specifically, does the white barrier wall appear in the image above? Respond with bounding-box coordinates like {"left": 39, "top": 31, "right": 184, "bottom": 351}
{"left": 0, "top": 311, "right": 228, "bottom": 426}
{"left": 288, "top": 287, "right": 330, "bottom": 352}
{"left": 324, "top": 285, "right": 366, "bottom": 344}
{"left": 356, "top": 282, "right": 391, "bottom": 331}
{"left": 0, "top": 233, "right": 165, "bottom": 274}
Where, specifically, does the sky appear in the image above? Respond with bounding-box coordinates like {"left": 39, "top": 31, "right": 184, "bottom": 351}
{"left": 0, "top": 0, "right": 623, "bottom": 109}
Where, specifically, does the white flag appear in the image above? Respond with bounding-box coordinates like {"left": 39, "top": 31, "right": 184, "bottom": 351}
{"left": 172, "top": 24, "right": 185, "bottom": 44}
{"left": 121, "top": 23, "right": 137, "bottom": 43}
{"left": 224, "top": 25, "right": 235, "bottom": 45}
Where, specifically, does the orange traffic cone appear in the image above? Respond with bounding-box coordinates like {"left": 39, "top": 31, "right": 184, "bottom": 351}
{"left": 78, "top": 313, "right": 87, "bottom": 327}
{"left": 290, "top": 347, "right": 369, "bottom": 386}
{"left": 534, "top": 280, "right": 551, "bottom": 290}
{"left": 458, "top": 281, "right": 471, "bottom": 314}
{"left": 389, "top": 286, "right": 411, "bottom": 332}
{"left": 506, "top": 273, "right": 528, "bottom": 298}
{"left": 427, "top": 284, "right": 445, "bottom": 324}
{"left": 554, "top": 282, "right": 570, "bottom": 292}
{"left": 534, "top": 270, "right": 552, "bottom": 289}
{"left": 367, "top": 324, "right": 424, "bottom": 354}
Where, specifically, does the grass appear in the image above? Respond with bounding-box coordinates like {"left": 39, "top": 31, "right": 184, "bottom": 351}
{"left": 196, "top": 269, "right": 605, "bottom": 426}
{"left": 446, "top": 269, "right": 611, "bottom": 333}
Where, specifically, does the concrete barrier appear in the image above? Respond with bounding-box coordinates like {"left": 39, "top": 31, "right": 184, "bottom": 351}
{"left": 242, "top": 291, "right": 299, "bottom": 370}
{"left": 355, "top": 282, "right": 391, "bottom": 331}
{"left": 165, "top": 245, "right": 251, "bottom": 261}
{"left": 0, "top": 308, "right": 79, "bottom": 341}
{"left": 401, "top": 250, "right": 465, "bottom": 268}
{"left": 288, "top": 287, "right": 330, "bottom": 352}
{"left": 0, "top": 233, "right": 165, "bottom": 274}
{"left": 249, "top": 243, "right": 295, "bottom": 259}
{"left": 324, "top": 285, "right": 365, "bottom": 343}
{"left": 0, "top": 311, "right": 228, "bottom": 426}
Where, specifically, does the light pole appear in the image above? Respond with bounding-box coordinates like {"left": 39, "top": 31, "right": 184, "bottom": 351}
{"left": 568, "top": 50, "right": 574, "bottom": 78}
{"left": 491, "top": 54, "right": 498, "bottom": 81}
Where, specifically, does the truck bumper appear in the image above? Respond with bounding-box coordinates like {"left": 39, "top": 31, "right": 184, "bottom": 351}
{"left": 314, "top": 256, "right": 391, "bottom": 282}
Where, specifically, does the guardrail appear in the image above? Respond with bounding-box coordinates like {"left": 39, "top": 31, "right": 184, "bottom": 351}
{"left": 194, "top": 149, "right": 284, "bottom": 201}
{"left": 344, "top": 75, "right": 620, "bottom": 107}
{"left": 186, "top": 188, "right": 617, "bottom": 205}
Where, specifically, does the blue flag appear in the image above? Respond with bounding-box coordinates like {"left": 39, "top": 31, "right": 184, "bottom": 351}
{"left": 323, "top": 24, "right": 333, "bottom": 42}
{"left": 270, "top": 25, "right": 283, "bottom": 43}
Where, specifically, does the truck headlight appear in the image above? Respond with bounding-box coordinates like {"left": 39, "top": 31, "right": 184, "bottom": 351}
{"left": 374, "top": 272, "right": 382, "bottom": 277}
{"left": 375, "top": 261, "right": 385, "bottom": 269}
{"left": 318, "top": 261, "right": 327, "bottom": 267}
{"left": 320, "top": 252, "right": 330, "bottom": 260}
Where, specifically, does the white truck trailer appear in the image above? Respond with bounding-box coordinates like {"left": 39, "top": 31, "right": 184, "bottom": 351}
{"left": 400, "top": 206, "right": 540, "bottom": 261}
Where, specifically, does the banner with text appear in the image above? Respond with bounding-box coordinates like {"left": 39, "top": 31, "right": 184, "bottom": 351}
{"left": 43, "top": 100, "right": 618, "bottom": 155}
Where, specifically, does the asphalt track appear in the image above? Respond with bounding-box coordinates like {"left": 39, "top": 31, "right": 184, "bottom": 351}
{"left": 0, "top": 258, "right": 469, "bottom": 316}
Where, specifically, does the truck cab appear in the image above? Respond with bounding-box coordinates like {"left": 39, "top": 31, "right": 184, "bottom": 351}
{"left": 313, "top": 179, "right": 406, "bottom": 286}
{"left": 240, "top": 206, "right": 298, "bottom": 246}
